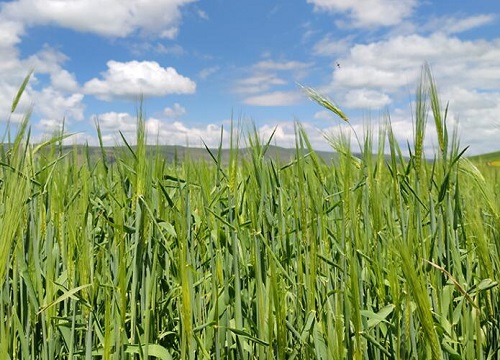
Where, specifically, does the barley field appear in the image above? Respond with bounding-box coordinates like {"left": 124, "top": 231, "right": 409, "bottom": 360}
{"left": 1, "top": 68, "right": 500, "bottom": 359}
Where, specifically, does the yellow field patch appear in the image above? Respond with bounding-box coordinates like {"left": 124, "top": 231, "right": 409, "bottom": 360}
{"left": 487, "top": 160, "right": 500, "bottom": 167}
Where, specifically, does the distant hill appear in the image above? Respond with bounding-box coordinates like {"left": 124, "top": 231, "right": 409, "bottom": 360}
{"left": 50, "top": 144, "right": 341, "bottom": 165}
{"left": 8, "top": 142, "right": 498, "bottom": 166}
{"left": 468, "top": 151, "right": 500, "bottom": 167}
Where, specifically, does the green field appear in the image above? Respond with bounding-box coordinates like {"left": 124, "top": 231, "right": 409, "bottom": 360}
{"left": 469, "top": 151, "right": 500, "bottom": 168}
{"left": 1, "top": 69, "right": 500, "bottom": 359}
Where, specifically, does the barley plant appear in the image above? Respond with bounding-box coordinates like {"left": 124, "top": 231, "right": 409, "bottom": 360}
{"left": 1, "top": 67, "right": 499, "bottom": 359}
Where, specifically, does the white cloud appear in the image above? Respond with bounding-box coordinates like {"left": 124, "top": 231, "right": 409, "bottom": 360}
{"left": 85, "top": 108, "right": 329, "bottom": 150}
{"left": 0, "top": 16, "right": 25, "bottom": 77}
{"left": 145, "top": 119, "right": 225, "bottom": 147}
{"left": 244, "top": 91, "right": 303, "bottom": 106}
{"left": 439, "top": 87, "right": 500, "bottom": 155}
{"left": 0, "top": 41, "right": 84, "bottom": 127}
{"left": 36, "top": 118, "right": 64, "bottom": 133}
{"left": 235, "top": 74, "right": 287, "bottom": 95}
{"left": 236, "top": 60, "right": 311, "bottom": 105}
{"left": 34, "top": 87, "right": 85, "bottom": 122}
{"left": 235, "top": 60, "right": 311, "bottom": 94}
{"left": 257, "top": 123, "right": 298, "bottom": 147}
{"left": 0, "top": 36, "right": 83, "bottom": 124}
{"left": 424, "top": 14, "right": 496, "bottom": 35}
{"left": 102, "top": 112, "right": 136, "bottom": 130}
{"left": 0, "top": 16, "right": 24, "bottom": 49}
{"left": 25, "top": 46, "right": 79, "bottom": 92}
{"left": 314, "top": 29, "right": 500, "bottom": 154}
{"left": 90, "top": 111, "right": 227, "bottom": 147}
{"left": 160, "top": 27, "right": 179, "bottom": 39}
{"left": 197, "top": 9, "right": 209, "bottom": 20}
{"left": 335, "top": 65, "right": 417, "bottom": 91}
{"left": 128, "top": 42, "right": 186, "bottom": 57}
{"left": 198, "top": 66, "right": 220, "bottom": 80}
{"left": 95, "top": 112, "right": 137, "bottom": 137}
{"left": 344, "top": 89, "right": 391, "bottom": 109}
{"left": 2, "top": 0, "right": 195, "bottom": 38}
{"left": 307, "top": 0, "right": 417, "bottom": 28}
{"left": 50, "top": 70, "right": 79, "bottom": 93}
{"left": 253, "top": 60, "right": 311, "bottom": 72}
{"left": 83, "top": 60, "right": 196, "bottom": 100}
{"left": 156, "top": 43, "right": 186, "bottom": 56}
{"left": 314, "top": 110, "right": 336, "bottom": 121}
{"left": 0, "top": 78, "right": 33, "bottom": 121}
{"left": 316, "top": 118, "right": 442, "bottom": 157}
{"left": 25, "top": 45, "right": 67, "bottom": 73}
{"left": 164, "top": 103, "right": 186, "bottom": 118}
{"left": 448, "top": 14, "right": 495, "bottom": 34}
{"left": 89, "top": 112, "right": 328, "bottom": 150}
{"left": 0, "top": 46, "right": 45, "bottom": 121}
{"left": 333, "top": 33, "right": 500, "bottom": 92}
{"left": 313, "top": 35, "right": 353, "bottom": 56}
{"left": 300, "top": 22, "right": 318, "bottom": 44}
{"left": 0, "top": 45, "right": 85, "bottom": 125}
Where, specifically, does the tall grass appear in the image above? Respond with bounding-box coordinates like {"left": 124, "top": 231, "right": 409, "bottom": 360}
{"left": 1, "top": 67, "right": 499, "bottom": 359}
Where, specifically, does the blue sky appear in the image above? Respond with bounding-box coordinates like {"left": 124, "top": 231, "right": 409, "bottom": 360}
{"left": 0, "top": 0, "right": 499, "bottom": 155}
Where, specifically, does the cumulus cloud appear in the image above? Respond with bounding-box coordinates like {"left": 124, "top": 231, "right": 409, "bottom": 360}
{"left": 322, "top": 32, "right": 500, "bottom": 111}
{"left": 0, "top": 42, "right": 83, "bottom": 125}
{"left": 96, "top": 112, "right": 137, "bottom": 133}
{"left": 0, "top": 85, "right": 32, "bottom": 122}
{"left": 25, "top": 46, "right": 79, "bottom": 92}
{"left": 91, "top": 111, "right": 227, "bottom": 147}
{"left": 89, "top": 111, "right": 329, "bottom": 150}
{"left": 83, "top": 60, "right": 196, "bottom": 100}
{"left": 36, "top": 118, "right": 65, "bottom": 133}
{"left": 0, "top": 16, "right": 27, "bottom": 95}
{"left": 145, "top": 119, "right": 225, "bottom": 147}
{"left": 25, "top": 45, "right": 67, "bottom": 73}
{"left": 0, "top": 69, "right": 34, "bottom": 121}
{"left": 50, "top": 70, "right": 79, "bottom": 93}
{"left": 344, "top": 89, "right": 391, "bottom": 109}
{"left": 0, "top": 54, "right": 84, "bottom": 126}
{"left": 334, "top": 64, "right": 417, "bottom": 91}
{"left": 2, "top": 45, "right": 86, "bottom": 125}
{"left": 1, "top": 0, "right": 195, "bottom": 38}
{"left": 332, "top": 33, "right": 500, "bottom": 93}
{"left": 311, "top": 21, "right": 500, "bottom": 154}
{"left": 34, "top": 87, "right": 85, "bottom": 122}
{"left": 0, "top": 16, "right": 24, "bottom": 49}
{"left": 0, "top": 0, "right": 196, "bottom": 139}
{"left": 440, "top": 87, "right": 500, "bottom": 154}
{"left": 256, "top": 122, "right": 312, "bottom": 148}
{"left": 307, "top": 0, "right": 417, "bottom": 28}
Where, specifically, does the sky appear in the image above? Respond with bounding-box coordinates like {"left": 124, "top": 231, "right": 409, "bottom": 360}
{"left": 0, "top": 0, "right": 499, "bottom": 155}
